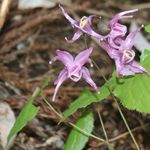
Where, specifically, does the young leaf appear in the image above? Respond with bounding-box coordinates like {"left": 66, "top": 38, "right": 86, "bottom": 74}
{"left": 7, "top": 77, "right": 50, "bottom": 146}
{"left": 64, "top": 110, "right": 94, "bottom": 150}
{"left": 63, "top": 84, "right": 110, "bottom": 118}
{"left": 113, "top": 50, "right": 150, "bottom": 113}
{"left": 145, "top": 24, "right": 150, "bottom": 33}
{"left": 7, "top": 99, "right": 40, "bottom": 144}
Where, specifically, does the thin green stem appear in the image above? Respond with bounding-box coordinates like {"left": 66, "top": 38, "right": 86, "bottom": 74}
{"left": 113, "top": 97, "right": 140, "bottom": 150}
{"left": 92, "top": 58, "right": 140, "bottom": 150}
{"left": 84, "top": 34, "right": 113, "bottom": 148}
{"left": 41, "top": 93, "right": 63, "bottom": 119}
{"left": 98, "top": 111, "right": 114, "bottom": 150}
{"left": 69, "top": 122, "right": 105, "bottom": 142}
{"left": 98, "top": 111, "right": 109, "bottom": 141}
{"left": 41, "top": 93, "right": 105, "bottom": 143}
{"left": 85, "top": 32, "right": 139, "bottom": 149}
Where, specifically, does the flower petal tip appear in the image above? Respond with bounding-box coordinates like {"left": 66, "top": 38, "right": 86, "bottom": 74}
{"left": 65, "top": 37, "right": 72, "bottom": 43}
{"left": 58, "top": 3, "right": 63, "bottom": 9}
{"left": 141, "top": 24, "right": 144, "bottom": 28}
{"left": 134, "top": 8, "right": 138, "bottom": 11}
{"left": 90, "top": 64, "right": 94, "bottom": 67}
{"left": 52, "top": 97, "right": 55, "bottom": 102}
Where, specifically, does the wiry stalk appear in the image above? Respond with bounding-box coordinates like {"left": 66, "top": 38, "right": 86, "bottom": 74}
{"left": 41, "top": 93, "right": 105, "bottom": 143}
{"left": 84, "top": 34, "right": 140, "bottom": 150}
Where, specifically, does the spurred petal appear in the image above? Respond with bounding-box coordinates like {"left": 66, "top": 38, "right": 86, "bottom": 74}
{"left": 117, "top": 9, "right": 138, "bottom": 18}
{"left": 65, "top": 29, "right": 83, "bottom": 43}
{"left": 60, "top": 5, "right": 104, "bottom": 40}
{"left": 74, "top": 47, "right": 93, "bottom": 66}
{"left": 114, "top": 59, "right": 150, "bottom": 77}
{"left": 109, "top": 9, "right": 138, "bottom": 27}
{"left": 83, "top": 27, "right": 104, "bottom": 39}
{"left": 131, "top": 61, "right": 150, "bottom": 75}
{"left": 87, "top": 58, "right": 93, "bottom": 67}
{"left": 49, "top": 56, "right": 59, "bottom": 64}
{"left": 119, "top": 25, "right": 143, "bottom": 51}
{"left": 59, "top": 4, "right": 77, "bottom": 26}
{"left": 80, "top": 17, "right": 104, "bottom": 39}
{"left": 56, "top": 49, "right": 73, "bottom": 67}
{"left": 114, "top": 58, "right": 137, "bottom": 77}
{"left": 100, "top": 41, "right": 121, "bottom": 59}
{"left": 52, "top": 68, "right": 68, "bottom": 101}
{"left": 107, "top": 23, "right": 127, "bottom": 49}
{"left": 82, "top": 67, "right": 98, "bottom": 90}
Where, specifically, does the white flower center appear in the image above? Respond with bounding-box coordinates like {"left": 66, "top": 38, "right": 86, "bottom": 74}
{"left": 80, "top": 18, "right": 88, "bottom": 28}
{"left": 123, "top": 50, "right": 135, "bottom": 64}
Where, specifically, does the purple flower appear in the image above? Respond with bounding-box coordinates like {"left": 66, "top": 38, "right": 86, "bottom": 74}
{"left": 49, "top": 48, "right": 98, "bottom": 101}
{"left": 59, "top": 4, "right": 104, "bottom": 43}
{"left": 106, "top": 9, "right": 138, "bottom": 49}
{"left": 100, "top": 26, "right": 150, "bottom": 77}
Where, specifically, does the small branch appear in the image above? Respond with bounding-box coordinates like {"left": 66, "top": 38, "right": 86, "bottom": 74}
{"left": 0, "top": 0, "right": 12, "bottom": 30}
{"left": 97, "top": 123, "right": 149, "bottom": 147}
{"left": 41, "top": 94, "right": 105, "bottom": 143}
{"left": 97, "top": 111, "right": 114, "bottom": 150}
{"left": 113, "top": 98, "right": 140, "bottom": 150}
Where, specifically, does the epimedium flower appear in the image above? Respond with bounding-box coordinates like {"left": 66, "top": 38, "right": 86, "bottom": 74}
{"left": 49, "top": 48, "right": 98, "bottom": 101}
{"left": 106, "top": 9, "right": 138, "bottom": 49}
{"left": 100, "top": 26, "right": 150, "bottom": 77}
{"left": 59, "top": 4, "right": 104, "bottom": 43}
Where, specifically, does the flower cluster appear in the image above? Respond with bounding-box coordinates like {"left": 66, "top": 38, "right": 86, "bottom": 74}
{"left": 50, "top": 5, "right": 150, "bottom": 101}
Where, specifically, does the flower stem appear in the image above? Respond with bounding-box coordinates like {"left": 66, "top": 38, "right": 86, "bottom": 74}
{"left": 41, "top": 93, "right": 105, "bottom": 143}
{"left": 98, "top": 111, "right": 115, "bottom": 150}
{"left": 113, "top": 97, "right": 140, "bottom": 150}
{"left": 92, "top": 59, "right": 140, "bottom": 150}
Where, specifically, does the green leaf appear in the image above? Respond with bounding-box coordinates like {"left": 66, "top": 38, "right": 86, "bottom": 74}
{"left": 140, "top": 49, "right": 150, "bottom": 70}
{"left": 113, "top": 50, "right": 150, "bottom": 113}
{"left": 63, "top": 84, "right": 110, "bottom": 117}
{"left": 7, "top": 77, "right": 50, "bottom": 147}
{"left": 64, "top": 110, "right": 94, "bottom": 150}
{"left": 7, "top": 99, "right": 40, "bottom": 144}
{"left": 145, "top": 24, "right": 150, "bottom": 33}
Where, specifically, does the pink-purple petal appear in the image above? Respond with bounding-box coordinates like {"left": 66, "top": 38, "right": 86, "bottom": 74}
{"left": 109, "top": 9, "right": 138, "bottom": 27}
{"left": 82, "top": 67, "right": 98, "bottom": 90}
{"left": 65, "top": 29, "right": 83, "bottom": 43}
{"left": 131, "top": 61, "right": 150, "bottom": 75}
{"left": 52, "top": 68, "right": 68, "bottom": 101}
{"left": 59, "top": 4, "right": 77, "bottom": 26}
{"left": 74, "top": 47, "right": 93, "bottom": 66}
{"left": 49, "top": 56, "right": 59, "bottom": 64}
{"left": 114, "top": 59, "right": 150, "bottom": 77}
{"left": 119, "top": 26, "right": 143, "bottom": 51}
{"left": 56, "top": 49, "right": 74, "bottom": 66}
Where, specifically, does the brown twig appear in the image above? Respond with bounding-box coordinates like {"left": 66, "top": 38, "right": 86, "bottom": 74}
{"left": 0, "top": 0, "right": 12, "bottom": 30}
{"left": 97, "top": 123, "right": 149, "bottom": 147}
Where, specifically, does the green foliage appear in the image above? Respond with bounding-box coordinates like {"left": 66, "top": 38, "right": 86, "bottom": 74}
{"left": 63, "top": 84, "right": 110, "bottom": 117}
{"left": 145, "top": 24, "right": 150, "bottom": 33}
{"left": 7, "top": 77, "right": 50, "bottom": 146}
{"left": 140, "top": 49, "right": 150, "bottom": 69}
{"left": 113, "top": 50, "right": 150, "bottom": 113}
{"left": 64, "top": 110, "right": 94, "bottom": 150}
{"left": 7, "top": 98, "right": 40, "bottom": 144}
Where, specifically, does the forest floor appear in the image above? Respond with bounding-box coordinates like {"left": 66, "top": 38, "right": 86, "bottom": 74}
{"left": 0, "top": 0, "right": 150, "bottom": 149}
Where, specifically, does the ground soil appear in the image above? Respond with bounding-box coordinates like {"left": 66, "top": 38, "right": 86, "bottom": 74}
{"left": 0, "top": 0, "right": 150, "bottom": 150}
